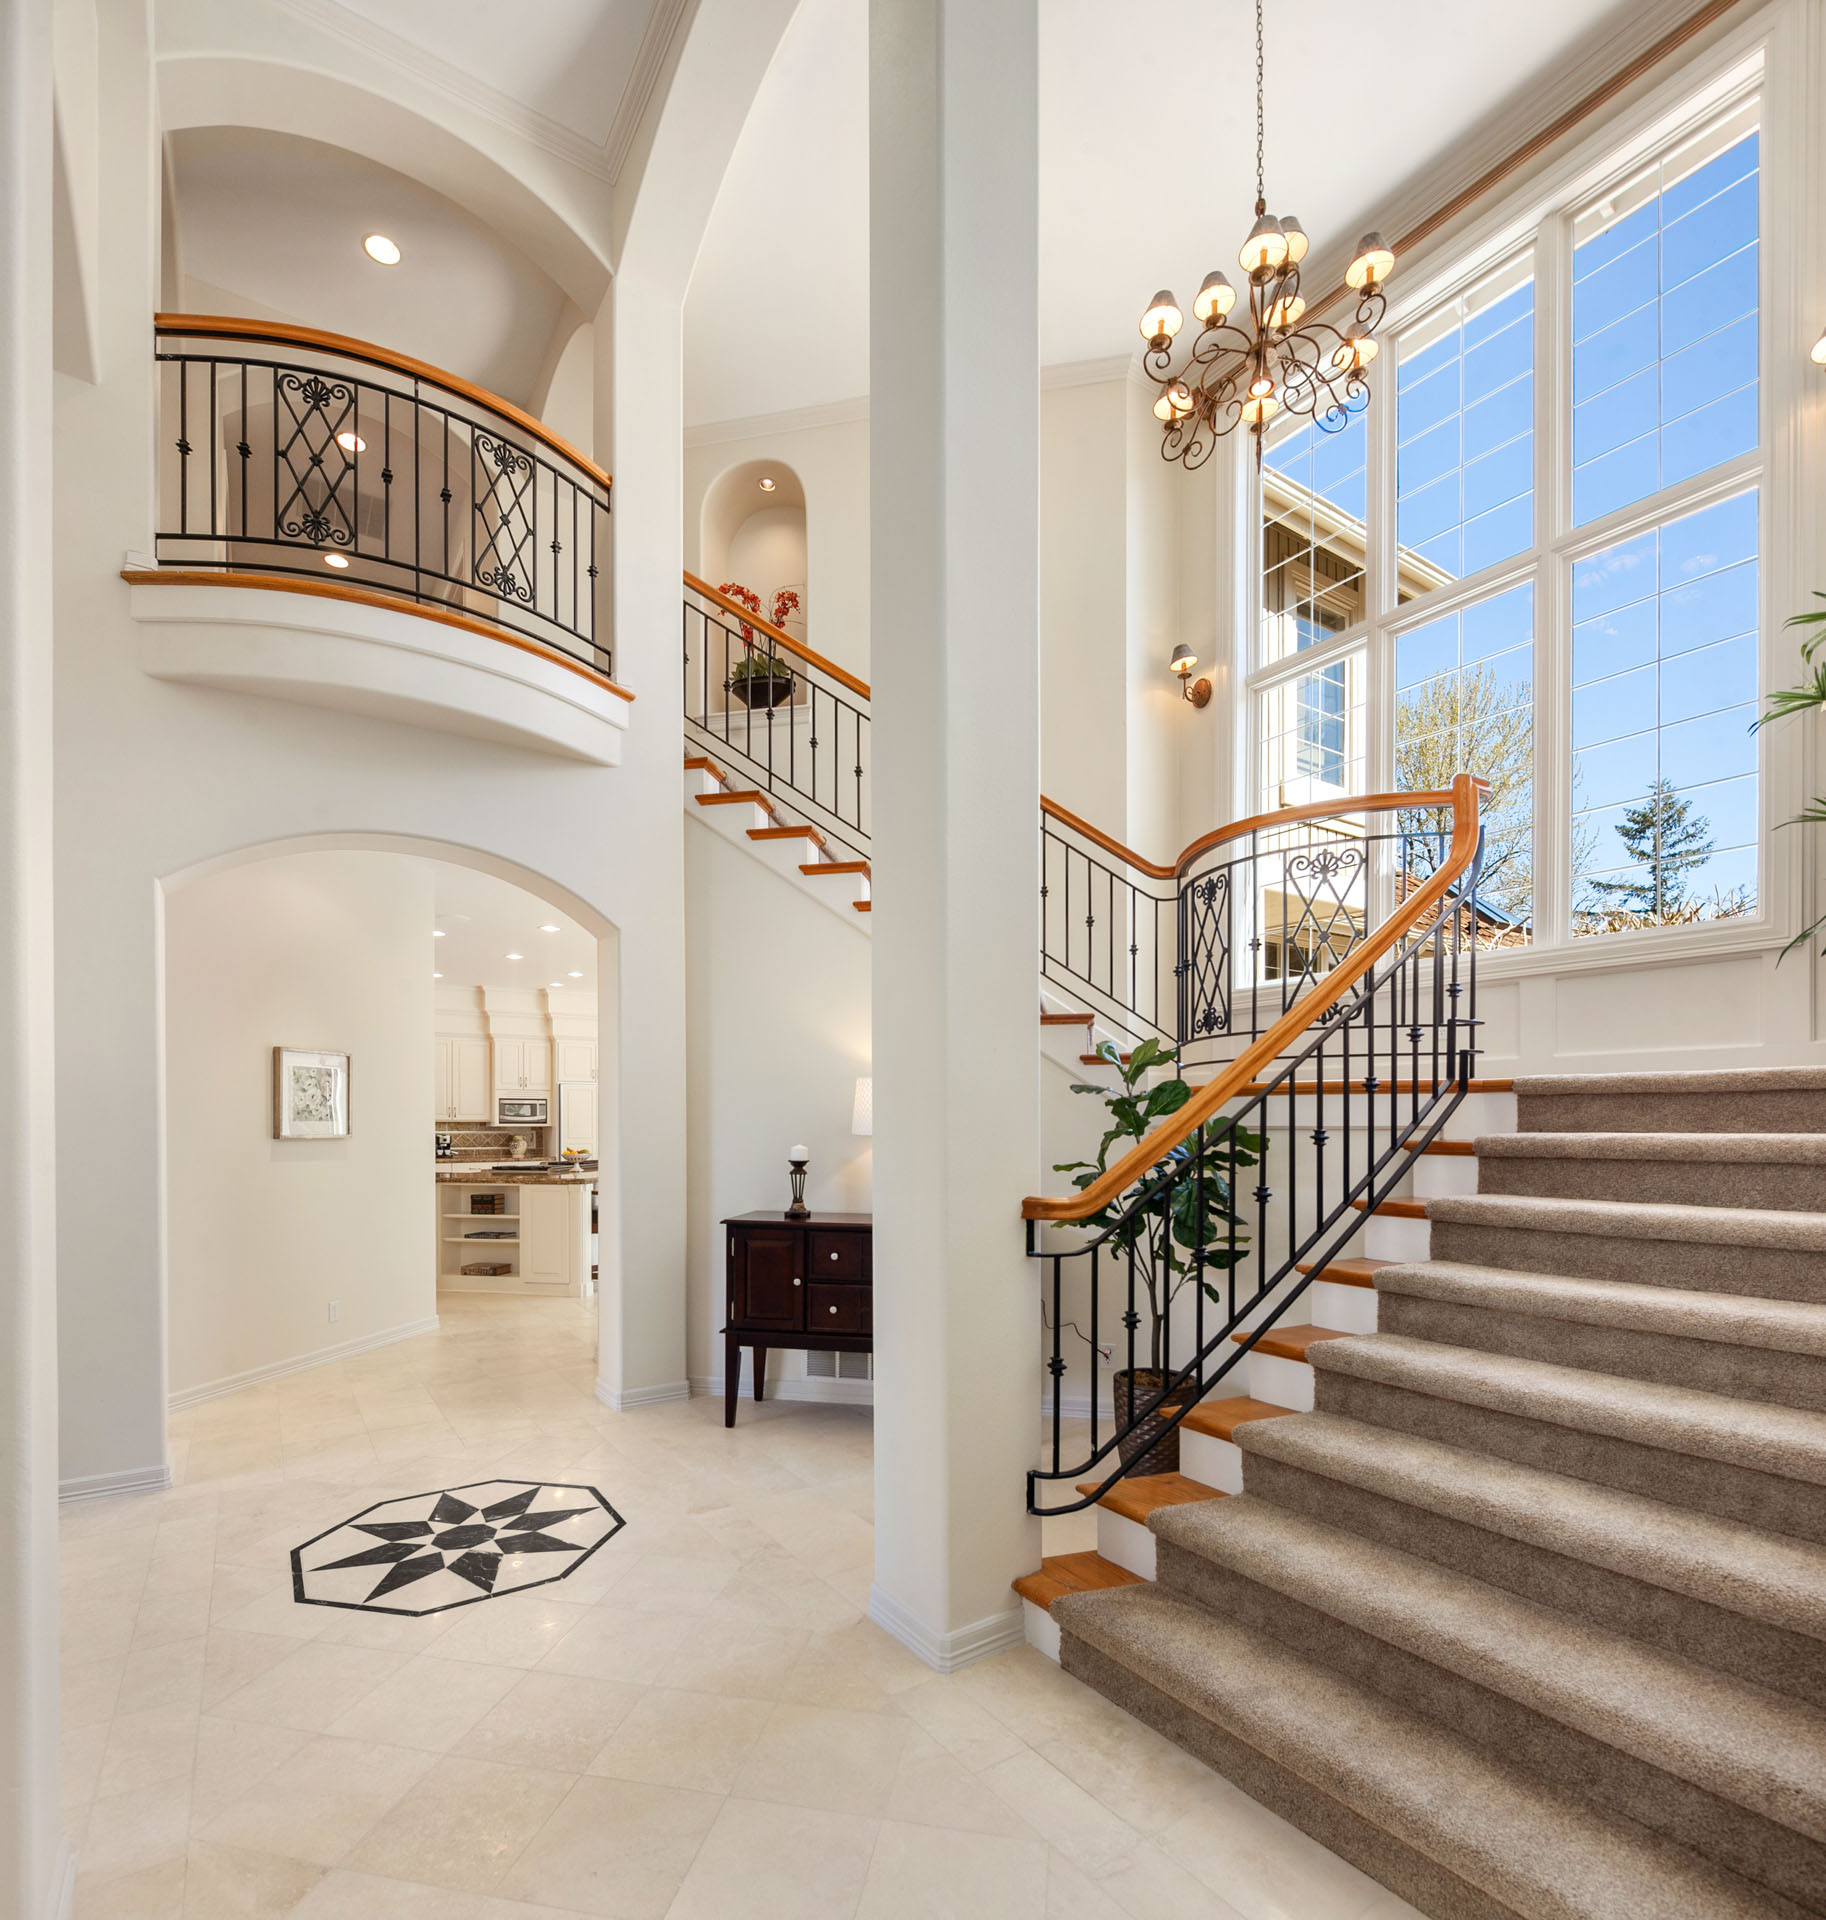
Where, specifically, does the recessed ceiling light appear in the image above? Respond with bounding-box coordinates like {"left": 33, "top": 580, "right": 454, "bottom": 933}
{"left": 567, "top": 970, "right": 583, "bottom": 978}
{"left": 758, "top": 476, "right": 777, "bottom": 492}
{"left": 323, "top": 553, "right": 350, "bottom": 569}
{"left": 336, "top": 431, "right": 366, "bottom": 454}
{"left": 549, "top": 981, "right": 562, "bottom": 988}
{"left": 363, "top": 234, "right": 401, "bottom": 265}
{"left": 539, "top": 924, "right": 560, "bottom": 933}
{"left": 433, "top": 971, "right": 442, "bottom": 979}
{"left": 432, "top": 929, "right": 446, "bottom": 938}
{"left": 506, "top": 952, "right": 522, "bottom": 961}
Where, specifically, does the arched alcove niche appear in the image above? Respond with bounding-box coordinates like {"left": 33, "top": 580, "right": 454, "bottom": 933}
{"left": 700, "top": 459, "right": 808, "bottom": 646}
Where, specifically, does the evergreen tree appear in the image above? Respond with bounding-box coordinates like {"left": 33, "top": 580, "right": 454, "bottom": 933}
{"left": 1583, "top": 779, "right": 1714, "bottom": 916}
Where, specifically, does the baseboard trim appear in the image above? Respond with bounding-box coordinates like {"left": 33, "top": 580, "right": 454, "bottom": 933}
{"left": 867, "top": 1585, "right": 1027, "bottom": 1673}
{"left": 595, "top": 1378, "right": 692, "bottom": 1411}
{"left": 59, "top": 1464, "right": 171, "bottom": 1505}
{"left": 690, "top": 1373, "right": 875, "bottom": 1408}
{"left": 168, "top": 1314, "right": 440, "bottom": 1412}
{"left": 44, "top": 1836, "right": 75, "bottom": 1920}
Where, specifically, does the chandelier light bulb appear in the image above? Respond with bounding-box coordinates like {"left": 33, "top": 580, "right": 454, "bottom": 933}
{"left": 1140, "top": 291, "right": 1184, "bottom": 343}
{"left": 1265, "top": 294, "right": 1306, "bottom": 330}
{"left": 1333, "top": 329, "right": 1380, "bottom": 372}
{"left": 1240, "top": 393, "right": 1281, "bottom": 426}
{"left": 1279, "top": 217, "right": 1309, "bottom": 265}
{"left": 1192, "top": 271, "right": 1236, "bottom": 323}
{"left": 1153, "top": 380, "right": 1194, "bottom": 423}
{"left": 1347, "top": 232, "right": 1396, "bottom": 290}
{"left": 1239, "top": 215, "right": 1288, "bottom": 276}
{"left": 1247, "top": 373, "right": 1275, "bottom": 401}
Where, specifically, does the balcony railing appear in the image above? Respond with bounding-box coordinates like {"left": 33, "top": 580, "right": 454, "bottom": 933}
{"left": 153, "top": 315, "right": 613, "bottom": 677}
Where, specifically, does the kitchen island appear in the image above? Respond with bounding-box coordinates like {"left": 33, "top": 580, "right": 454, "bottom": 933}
{"left": 436, "top": 1168, "right": 594, "bottom": 1297}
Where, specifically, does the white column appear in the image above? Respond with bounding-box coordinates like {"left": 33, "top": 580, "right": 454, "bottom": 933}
{"left": 591, "top": 275, "right": 691, "bottom": 1408}
{"left": 868, "top": 0, "right": 1043, "bottom": 1669}
{"left": 0, "top": 0, "right": 67, "bottom": 1911}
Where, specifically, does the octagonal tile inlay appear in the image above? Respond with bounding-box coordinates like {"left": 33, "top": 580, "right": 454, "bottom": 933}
{"left": 291, "top": 1479, "right": 625, "bottom": 1616}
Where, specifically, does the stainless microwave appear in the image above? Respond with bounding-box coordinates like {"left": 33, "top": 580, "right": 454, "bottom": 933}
{"left": 496, "top": 1096, "right": 549, "bottom": 1126}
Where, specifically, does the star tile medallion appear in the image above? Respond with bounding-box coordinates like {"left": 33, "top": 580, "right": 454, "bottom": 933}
{"left": 291, "top": 1479, "right": 624, "bottom": 1616}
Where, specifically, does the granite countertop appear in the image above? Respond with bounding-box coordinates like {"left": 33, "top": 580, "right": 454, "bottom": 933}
{"left": 435, "top": 1167, "right": 596, "bottom": 1185}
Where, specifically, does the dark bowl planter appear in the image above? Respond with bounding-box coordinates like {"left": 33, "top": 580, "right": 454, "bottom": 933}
{"left": 1111, "top": 1367, "right": 1191, "bottom": 1477}
{"left": 729, "top": 670, "right": 795, "bottom": 710}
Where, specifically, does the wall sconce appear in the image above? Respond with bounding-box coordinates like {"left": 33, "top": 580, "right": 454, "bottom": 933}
{"left": 1169, "top": 644, "right": 1212, "bottom": 709}
{"left": 851, "top": 1076, "right": 873, "bottom": 1138}
{"left": 1812, "top": 327, "right": 1826, "bottom": 367}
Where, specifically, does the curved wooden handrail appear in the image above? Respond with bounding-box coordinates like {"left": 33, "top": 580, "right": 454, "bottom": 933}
{"left": 1041, "top": 787, "right": 1458, "bottom": 883}
{"left": 154, "top": 313, "right": 613, "bottom": 496}
{"left": 1024, "top": 773, "right": 1483, "bottom": 1223}
{"left": 682, "top": 570, "right": 871, "bottom": 700}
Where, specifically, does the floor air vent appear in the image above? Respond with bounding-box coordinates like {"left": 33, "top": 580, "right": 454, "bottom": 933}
{"left": 805, "top": 1349, "right": 873, "bottom": 1382}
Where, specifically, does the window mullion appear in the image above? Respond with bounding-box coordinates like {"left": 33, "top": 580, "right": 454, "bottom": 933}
{"left": 1535, "top": 207, "right": 1574, "bottom": 950}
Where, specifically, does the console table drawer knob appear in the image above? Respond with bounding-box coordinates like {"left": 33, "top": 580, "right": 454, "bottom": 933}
{"left": 829, "top": 1305, "right": 838, "bottom": 1314}
{"left": 793, "top": 1278, "right": 801, "bottom": 1287}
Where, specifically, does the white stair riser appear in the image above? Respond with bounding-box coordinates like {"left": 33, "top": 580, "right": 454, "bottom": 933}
{"left": 1364, "top": 1214, "right": 1430, "bottom": 1262}
{"left": 1413, "top": 1156, "right": 1478, "bottom": 1200}
{"left": 1311, "top": 1279, "right": 1377, "bottom": 1334}
{"left": 1247, "top": 1349, "right": 1315, "bottom": 1411}
{"left": 1096, "top": 1507, "right": 1156, "bottom": 1580}
{"left": 684, "top": 768, "right": 723, "bottom": 798}
{"left": 1023, "top": 1596, "right": 1061, "bottom": 1661}
{"left": 1443, "top": 1092, "right": 1517, "bottom": 1139}
{"left": 1180, "top": 1426, "right": 1245, "bottom": 1493}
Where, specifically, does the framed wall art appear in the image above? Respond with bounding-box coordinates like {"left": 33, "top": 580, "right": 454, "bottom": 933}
{"left": 273, "top": 1047, "right": 350, "bottom": 1139}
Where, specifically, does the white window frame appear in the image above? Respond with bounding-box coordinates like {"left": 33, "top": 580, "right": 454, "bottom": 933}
{"left": 1236, "top": 3, "right": 1819, "bottom": 979}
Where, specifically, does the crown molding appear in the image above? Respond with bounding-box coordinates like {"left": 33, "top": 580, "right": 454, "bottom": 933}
{"left": 262, "top": 0, "right": 691, "bottom": 187}
{"left": 1042, "top": 353, "right": 1136, "bottom": 392}
{"left": 684, "top": 394, "right": 870, "bottom": 447}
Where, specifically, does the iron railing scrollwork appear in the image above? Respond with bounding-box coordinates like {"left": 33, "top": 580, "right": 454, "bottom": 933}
{"left": 154, "top": 318, "right": 612, "bottom": 677}
{"left": 1025, "top": 779, "right": 1486, "bottom": 1517}
{"left": 683, "top": 577, "right": 870, "bottom": 863}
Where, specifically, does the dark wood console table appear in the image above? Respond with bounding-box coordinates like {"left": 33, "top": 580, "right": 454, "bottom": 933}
{"left": 722, "top": 1210, "right": 872, "bottom": 1427}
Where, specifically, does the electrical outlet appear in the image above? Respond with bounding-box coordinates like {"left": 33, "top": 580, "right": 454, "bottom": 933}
{"left": 328, "top": 1300, "right": 341, "bottom": 1324}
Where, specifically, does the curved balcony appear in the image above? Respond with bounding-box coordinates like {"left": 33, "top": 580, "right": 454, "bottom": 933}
{"left": 131, "top": 315, "right": 629, "bottom": 763}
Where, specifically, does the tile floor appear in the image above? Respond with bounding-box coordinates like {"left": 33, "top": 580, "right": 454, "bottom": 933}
{"left": 61, "top": 1295, "right": 1423, "bottom": 1920}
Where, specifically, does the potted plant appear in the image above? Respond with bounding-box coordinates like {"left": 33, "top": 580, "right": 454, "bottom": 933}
{"left": 718, "top": 581, "right": 797, "bottom": 709}
{"left": 1052, "top": 1036, "right": 1260, "bottom": 1475}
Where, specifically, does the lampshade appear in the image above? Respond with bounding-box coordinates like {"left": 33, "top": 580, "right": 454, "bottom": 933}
{"left": 1813, "top": 327, "right": 1826, "bottom": 368}
{"left": 1192, "top": 270, "right": 1236, "bottom": 323}
{"left": 1346, "top": 232, "right": 1396, "bottom": 290}
{"left": 1239, "top": 215, "right": 1288, "bottom": 276}
{"left": 851, "top": 1076, "right": 873, "bottom": 1137}
{"left": 1139, "top": 290, "right": 1183, "bottom": 343}
{"left": 1169, "top": 644, "right": 1198, "bottom": 677}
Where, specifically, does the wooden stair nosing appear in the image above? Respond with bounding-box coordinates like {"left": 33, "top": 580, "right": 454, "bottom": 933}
{"left": 1229, "top": 1323, "right": 1354, "bottom": 1364}
{"left": 854, "top": 900, "right": 872, "bottom": 913}
{"left": 682, "top": 753, "right": 727, "bottom": 781}
{"left": 695, "top": 789, "right": 777, "bottom": 814}
{"left": 1423, "top": 1140, "right": 1476, "bottom": 1156}
{"left": 1348, "top": 1196, "right": 1428, "bottom": 1219}
{"left": 1040, "top": 1011, "right": 1096, "bottom": 1027}
{"left": 1180, "top": 1395, "right": 1295, "bottom": 1443}
{"left": 750, "top": 824, "right": 827, "bottom": 848}
{"left": 801, "top": 861, "right": 871, "bottom": 877}
{"left": 1080, "top": 1052, "right": 1135, "bottom": 1067}
{"left": 1294, "top": 1257, "right": 1393, "bottom": 1289}
{"left": 1012, "top": 1550, "right": 1144, "bottom": 1612}
{"left": 1074, "top": 1472, "right": 1225, "bottom": 1526}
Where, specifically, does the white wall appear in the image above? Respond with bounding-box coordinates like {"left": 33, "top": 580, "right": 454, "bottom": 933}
{"left": 164, "top": 851, "right": 435, "bottom": 1398}
{"left": 725, "top": 503, "right": 807, "bottom": 622}
{"left": 683, "top": 820, "right": 870, "bottom": 1389}
{"left": 685, "top": 411, "right": 870, "bottom": 677}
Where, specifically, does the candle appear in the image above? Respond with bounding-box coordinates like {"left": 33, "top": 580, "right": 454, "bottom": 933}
{"left": 790, "top": 1144, "right": 808, "bottom": 1162}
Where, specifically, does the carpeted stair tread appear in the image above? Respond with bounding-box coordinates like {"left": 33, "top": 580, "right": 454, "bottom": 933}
{"left": 1147, "top": 1497, "right": 1826, "bottom": 1847}
{"left": 1515, "top": 1066, "right": 1826, "bottom": 1101}
{"left": 1233, "top": 1410, "right": 1826, "bottom": 1644}
{"left": 1311, "top": 1334, "right": 1826, "bottom": 1490}
{"left": 1374, "top": 1261, "right": 1826, "bottom": 1358}
{"left": 1055, "top": 1583, "right": 1808, "bottom": 1920}
{"left": 1427, "top": 1193, "right": 1826, "bottom": 1255}
{"left": 1481, "top": 1132, "right": 1826, "bottom": 1166}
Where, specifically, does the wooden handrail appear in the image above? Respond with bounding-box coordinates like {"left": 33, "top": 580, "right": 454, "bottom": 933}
{"left": 682, "top": 571, "right": 871, "bottom": 700}
{"left": 154, "top": 313, "right": 613, "bottom": 495}
{"left": 1041, "top": 787, "right": 1459, "bottom": 882}
{"left": 1023, "top": 773, "right": 1483, "bottom": 1223}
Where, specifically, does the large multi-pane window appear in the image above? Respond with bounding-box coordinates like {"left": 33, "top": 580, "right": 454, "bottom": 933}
{"left": 1246, "top": 80, "right": 1764, "bottom": 950}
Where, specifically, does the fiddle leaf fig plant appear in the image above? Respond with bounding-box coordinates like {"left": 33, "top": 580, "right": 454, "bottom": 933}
{"left": 1756, "top": 592, "right": 1826, "bottom": 958}
{"left": 1052, "top": 1036, "right": 1262, "bottom": 1375}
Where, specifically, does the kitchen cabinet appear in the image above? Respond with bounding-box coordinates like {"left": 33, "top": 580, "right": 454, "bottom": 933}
{"left": 434, "top": 1035, "right": 491, "bottom": 1124}
{"left": 493, "top": 1038, "right": 553, "bottom": 1095}
{"left": 557, "top": 1037, "right": 598, "bottom": 1083}
{"left": 437, "top": 1176, "right": 591, "bottom": 1297}
{"left": 722, "top": 1213, "right": 871, "bottom": 1427}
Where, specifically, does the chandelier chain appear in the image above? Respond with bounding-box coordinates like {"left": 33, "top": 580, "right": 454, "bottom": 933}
{"left": 1254, "top": 0, "right": 1265, "bottom": 215}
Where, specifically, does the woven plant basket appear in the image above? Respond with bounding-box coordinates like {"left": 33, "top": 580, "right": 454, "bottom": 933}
{"left": 1112, "top": 1368, "right": 1191, "bottom": 1477}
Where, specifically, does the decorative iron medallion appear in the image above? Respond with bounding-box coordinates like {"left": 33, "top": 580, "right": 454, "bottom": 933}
{"left": 291, "top": 1479, "right": 624, "bottom": 1617}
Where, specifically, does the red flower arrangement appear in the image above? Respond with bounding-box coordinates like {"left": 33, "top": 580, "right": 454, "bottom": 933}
{"left": 717, "top": 580, "right": 762, "bottom": 644}
{"left": 771, "top": 588, "right": 801, "bottom": 631}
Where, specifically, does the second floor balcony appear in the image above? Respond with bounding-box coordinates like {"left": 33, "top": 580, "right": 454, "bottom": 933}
{"left": 133, "top": 315, "right": 629, "bottom": 763}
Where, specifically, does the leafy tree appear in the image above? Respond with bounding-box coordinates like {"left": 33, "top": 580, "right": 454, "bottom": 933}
{"left": 1395, "top": 663, "right": 1534, "bottom": 926}
{"left": 1581, "top": 778, "right": 1713, "bottom": 917}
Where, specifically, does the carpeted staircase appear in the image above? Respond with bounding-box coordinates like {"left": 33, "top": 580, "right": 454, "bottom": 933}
{"left": 1051, "top": 1065, "right": 1826, "bottom": 1920}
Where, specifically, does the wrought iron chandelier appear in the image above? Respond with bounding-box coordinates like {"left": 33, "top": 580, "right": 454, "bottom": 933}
{"left": 1138, "top": 0, "right": 1395, "bottom": 468}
